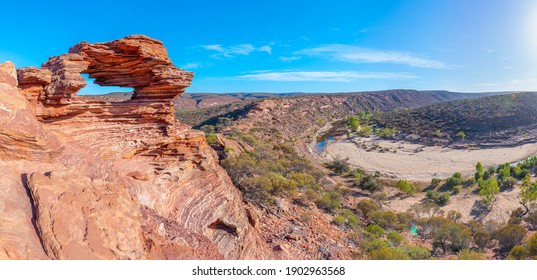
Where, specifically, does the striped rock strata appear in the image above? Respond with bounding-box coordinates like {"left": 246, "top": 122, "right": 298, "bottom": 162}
{"left": 0, "top": 35, "right": 271, "bottom": 259}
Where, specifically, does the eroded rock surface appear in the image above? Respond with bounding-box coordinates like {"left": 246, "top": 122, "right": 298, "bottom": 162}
{"left": 0, "top": 36, "right": 271, "bottom": 260}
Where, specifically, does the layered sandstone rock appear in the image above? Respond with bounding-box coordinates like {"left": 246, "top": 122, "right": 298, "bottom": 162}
{"left": 17, "top": 67, "right": 52, "bottom": 110}
{"left": 25, "top": 170, "right": 145, "bottom": 260}
{"left": 0, "top": 36, "right": 271, "bottom": 260}
{"left": 0, "top": 62, "right": 61, "bottom": 160}
{"left": 70, "top": 35, "right": 193, "bottom": 101}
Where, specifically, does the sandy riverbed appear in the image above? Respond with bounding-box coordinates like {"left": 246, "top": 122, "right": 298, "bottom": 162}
{"left": 323, "top": 137, "right": 537, "bottom": 180}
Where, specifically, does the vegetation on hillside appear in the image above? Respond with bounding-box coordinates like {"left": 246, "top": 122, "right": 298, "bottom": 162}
{"left": 370, "top": 92, "right": 537, "bottom": 143}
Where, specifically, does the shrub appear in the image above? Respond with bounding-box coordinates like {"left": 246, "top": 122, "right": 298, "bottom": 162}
{"left": 473, "top": 229, "right": 491, "bottom": 250}
{"left": 368, "top": 247, "right": 409, "bottom": 260}
{"left": 205, "top": 133, "right": 219, "bottom": 145}
{"left": 396, "top": 179, "right": 417, "bottom": 196}
{"left": 457, "top": 249, "right": 487, "bottom": 260}
{"left": 507, "top": 245, "right": 529, "bottom": 260}
{"left": 493, "top": 224, "right": 527, "bottom": 252}
{"left": 332, "top": 215, "right": 346, "bottom": 226}
{"left": 525, "top": 211, "right": 537, "bottom": 229}
{"left": 527, "top": 233, "right": 537, "bottom": 256}
{"left": 426, "top": 190, "right": 450, "bottom": 205}
{"left": 396, "top": 212, "right": 415, "bottom": 229}
{"left": 345, "top": 116, "right": 360, "bottom": 131}
{"left": 452, "top": 185, "right": 462, "bottom": 194}
{"left": 356, "top": 199, "right": 380, "bottom": 219}
{"left": 369, "top": 210, "right": 398, "bottom": 229}
{"left": 475, "top": 162, "right": 484, "bottom": 179}
{"left": 377, "top": 127, "right": 398, "bottom": 139}
{"left": 502, "top": 176, "right": 517, "bottom": 188}
{"left": 447, "top": 210, "right": 462, "bottom": 222}
{"left": 478, "top": 178, "right": 500, "bottom": 205}
{"left": 326, "top": 157, "right": 350, "bottom": 175}
{"left": 315, "top": 191, "right": 342, "bottom": 213}
{"left": 360, "top": 237, "right": 390, "bottom": 253}
{"left": 431, "top": 178, "right": 441, "bottom": 188}
{"left": 387, "top": 231, "right": 404, "bottom": 246}
{"left": 366, "top": 224, "right": 385, "bottom": 238}
{"left": 405, "top": 245, "right": 431, "bottom": 260}
{"left": 446, "top": 176, "right": 462, "bottom": 189}
{"left": 464, "top": 177, "right": 476, "bottom": 187}
{"left": 359, "top": 175, "right": 383, "bottom": 194}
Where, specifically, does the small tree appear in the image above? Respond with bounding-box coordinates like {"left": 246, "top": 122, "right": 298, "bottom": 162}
{"left": 326, "top": 157, "right": 350, "bottom": 175}
{"left": 475, "top": 162, "right": 484, "bottom": 180}
{"left": 527, "top": 232, "right": 537, "bottom": 256}
{"left": 479, "top": 178, "right": 500, "bottom": 205}
{"left": 519, "top": 176, "right": 537, "bottom": 215}
{"left": 431, "top": 178, "right": 441, "bottom": 188}
{"left": 456, "top": 131, "right": 466, "bottom": 141}
{"left": 396, "top": 179, "right": 416, "bottom": 196}
{"left": 360, "top": 175, "right": 383, "bottom": 194}
{"left": 346, "top": 116, "right": 360, "bottom": 131}
{"left": 356, "top": 199, "right": 380, "bottom": 219}
{"left": 494, "top": 224, "right": 527, "bottom": 252}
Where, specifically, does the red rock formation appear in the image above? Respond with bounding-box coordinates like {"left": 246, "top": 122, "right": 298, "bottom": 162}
{"left": 70, "top": 35, "right": 193, "bottom": 101}
{"left": 0, "top": 36, "right": 272, "bottom": 260}
{"left": 17, "top": 67, "right": 52, "bottom": 111}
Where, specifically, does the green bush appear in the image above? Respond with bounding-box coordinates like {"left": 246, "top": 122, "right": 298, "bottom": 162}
{"left": 426, "top": 190, "right": 450, "bottom": 205}
{"left": 457, "top": 249, "right": 487, "bottom": 260}
{"left": 396, "top": 179, "right": 417, "bottom": 196}
{"left": 377, "top": 127, "right": 398, "bottom": 139}
{"left": 508, "top": 245, "right": 529, "bottom": 260}
{"left": 332, "top": 215, "right": 346, "bottom": 226}
{"left": 358, "top": 175, "right": 383, "bottom": 194}
{"left": 502, "top": 176, "right": 517, "bottom": 188}
{"left": 493, "top": 224, "right": 527, "bottom": 252}
{"left": 205, "top": 133, "right": 219, "bottom": 145}
{"left": 366, "top": 224, "right": 385, "bottom": 238}
{"left": 326, "top": 157, "right": 350, "bottom": 175}
{"left": 431, "top": 178, "right": 441, "bottom": 188}
{"left": 368, "top": 247, "right": 409, "bottom": 260}
{"left": 315, "top": 191, "right": 342, "bottom": 213}
{"left": 405, "top": 245, "right": 431, "bottom": 260}
{"left": 445, "top": 176, "right": 463, "bottom": 188}
{"left": 527, "top": 233, "right": 537, "bottom": 256}
{"left": 369, "top": 210, "right": 398, "bottom": 229}
{"left": 356, "top": 199, "right": 380, "bottom": 219}
{"left": 360, "top": 237, "right": 390, "bottom": 253}
{"left": 387, "top": 231, "right": 404, "bottom": 246}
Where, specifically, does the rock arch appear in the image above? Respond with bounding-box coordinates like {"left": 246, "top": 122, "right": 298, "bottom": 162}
{"left": 16, "top": 35, "right": 193, "bottom": 124}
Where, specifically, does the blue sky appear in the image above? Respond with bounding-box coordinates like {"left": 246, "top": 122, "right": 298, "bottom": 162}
{"left": 2, "top": 0, "right": 537, "bottom": 94}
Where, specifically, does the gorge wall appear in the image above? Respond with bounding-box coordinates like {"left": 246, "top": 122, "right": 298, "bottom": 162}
{"left": 0, "top": 36, "right": 272, "bottom": 259}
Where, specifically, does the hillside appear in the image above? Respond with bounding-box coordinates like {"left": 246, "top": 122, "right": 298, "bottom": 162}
{"left": 372, "top": 92, "right": 537, "bottom": 146}
{"left": 180, "top": 90, "right": 497, "bottom": 142}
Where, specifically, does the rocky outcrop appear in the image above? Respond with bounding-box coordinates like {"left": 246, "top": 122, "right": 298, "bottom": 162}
{"left": 42, "top": 54, "right": 88, "bottom": 103}
{"left": 17, "top": 67, "right": 52, "bottom": 111}
{"left": 25, "top": 170, "right": 145, "bottom": 260}
{"left": 0, "top": 36, "right": 271, "bottom": 260}
{"left": 70, "top": 35, "right": 193, "bottom": 101}
{"left": 0, "top": 62, "right": 61, "bottom": 161}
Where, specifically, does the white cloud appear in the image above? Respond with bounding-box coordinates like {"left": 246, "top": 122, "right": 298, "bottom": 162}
{"left": 476, "top": 83, "right": 501, "bottom": 86}
{"left": 181, "top": 62, "right": 213, "bottom": 70}
{"left": 258, "top": 45, "right": 272, "bottom": 54}
{"left": 278, "top": 56, "right": 301, "bottom": 62}
{"left": 203, "top": 44, "right": 225, "bottom": 52}
{"left": 232, "top": 71, "right": 417, "bottom": 82}
{"left": 202, "top": 44, "right": 271, "bottom": 58}
{"left": 295, "top": 44, "right": 446, "bottom": 68}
